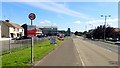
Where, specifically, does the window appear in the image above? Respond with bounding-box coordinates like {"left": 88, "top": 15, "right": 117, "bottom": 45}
{"left": 17, "top": 28, "right": 19, "bottom": 31}
{"left": 14, "top": 28, "right": 15, "bottom": 31}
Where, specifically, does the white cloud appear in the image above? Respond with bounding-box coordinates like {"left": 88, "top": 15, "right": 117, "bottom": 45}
{"left": 74, "top": 20, "right": 81, "bottom": 24}
{"left": 44, "top": 20, "right": 51, "bottom": 23}
{"left": 24, "top": 2, "right": 91, "bottom": 20}
{"left": 40, "top": 20, "right": 51, "bottom": 24}
{"left": 86, "top": 18, "right": 118, "bottom": 24}
{"left": 2, "top": 0, "right": 119, "bottom": 2}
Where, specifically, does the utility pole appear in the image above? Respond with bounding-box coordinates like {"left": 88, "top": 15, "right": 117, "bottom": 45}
{"left": 89, "top": 24, "right": 93, "bottom": 39}
{"left": 101, "top": 15, "right": 111, "bottom": 40}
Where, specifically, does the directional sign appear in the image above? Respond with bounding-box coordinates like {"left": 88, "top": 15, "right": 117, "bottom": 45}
{"left": 28, "top": 13, "right": 36, "bottom": 20}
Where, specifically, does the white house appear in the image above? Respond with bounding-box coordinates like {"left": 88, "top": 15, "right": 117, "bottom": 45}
{"left": 0, "top": 25, "right": 1, "bottom": 38}
{"left": 0, "top": 20, "right": 24, "bottom": 38}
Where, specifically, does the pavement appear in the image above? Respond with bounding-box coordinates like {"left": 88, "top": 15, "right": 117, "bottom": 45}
{"left": 35, "top": 37, "right": 82, "bottom": 66}
{"left": 35, "top": 36, "right": 118, "bottom": 67}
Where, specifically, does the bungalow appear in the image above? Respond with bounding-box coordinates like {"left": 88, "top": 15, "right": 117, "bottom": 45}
{"left": 0, "top": 20, "right": 24, "bottom": 38}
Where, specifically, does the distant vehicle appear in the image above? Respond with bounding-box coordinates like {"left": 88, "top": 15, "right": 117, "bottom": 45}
{"left": 16, "top": 36, "right": 31, "bottom": 40}
{"left": 115, "top": 41, "right": 120, "bottom": 45}
{"left": 37, "top": 35, "right": 44, "bottom": 38}
{"left": 106, "top": 38, "right": 119, "bottom": 42}
{"left": 58, "top": 33, "right": 64, "bottom": 41}
{"left": 59, "top": 36, "right": 64, "bottom": 40}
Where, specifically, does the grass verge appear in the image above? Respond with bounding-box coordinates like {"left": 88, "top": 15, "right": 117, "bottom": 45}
{"left": 104, "top": 40, "right": 116, "bottom": 44}
{"left": 1, "top": 38, "right": 68, "bottom": 67}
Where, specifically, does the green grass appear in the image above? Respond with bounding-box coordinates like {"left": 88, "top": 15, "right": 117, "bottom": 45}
{"left": 104, "top": 40, "right": 116, "bottom": 44}
{"left": 1, "top": 38, "right": 67, "bottom": 67}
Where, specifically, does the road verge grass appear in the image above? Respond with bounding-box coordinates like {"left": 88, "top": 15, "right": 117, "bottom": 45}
{"left": 103, "top": 40, "right": 116, "bottom": 44}
{"left": 1, "top": 38, "right": 68, "bottom": 67}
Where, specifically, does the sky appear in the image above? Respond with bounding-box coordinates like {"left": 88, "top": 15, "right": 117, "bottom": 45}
{"left": 1, "top": 2, "right": 118, "bottom": 32}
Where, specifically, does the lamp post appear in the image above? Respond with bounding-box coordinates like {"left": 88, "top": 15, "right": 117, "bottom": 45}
{"left": 101, "top": 15, "right": 111, "bottom": 40}
{"left": 89, "top": 24, "right": 93, "bottom": 39}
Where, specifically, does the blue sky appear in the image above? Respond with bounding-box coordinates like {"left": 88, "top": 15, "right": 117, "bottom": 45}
{"left": 1, "top": 2, "right": 118, "bottom": 32}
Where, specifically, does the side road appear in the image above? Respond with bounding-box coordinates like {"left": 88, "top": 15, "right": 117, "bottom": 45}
{"left": 35, "top": 38, "right": 82, "bottom": 66}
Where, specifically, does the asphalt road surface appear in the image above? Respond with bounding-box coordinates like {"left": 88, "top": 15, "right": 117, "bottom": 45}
{"left": 35, "top": 38, "right": 82, "bottom": 66}
{"left": 73, "top": 36, "right": 118, "bottom": 66}
{"left": 78, "top": 37, "right": 118, "bottom": 53}
{"left": 35, "top": 36, "right": 118, "bottom": 67}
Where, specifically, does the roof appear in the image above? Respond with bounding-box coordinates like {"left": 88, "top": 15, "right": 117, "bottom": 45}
{"left": 2, "top": 21, "right": 23, "bottom": 29}
{"left": 114, "top": 28, "right": 120, "bottom": 32}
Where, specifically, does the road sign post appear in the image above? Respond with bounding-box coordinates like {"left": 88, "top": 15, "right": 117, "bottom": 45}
{"left": 28, "top": 13, "right": 36, "bottom": 64}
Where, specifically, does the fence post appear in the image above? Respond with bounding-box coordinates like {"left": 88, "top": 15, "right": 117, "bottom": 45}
{"left": 9, "top": 39, "right": 11, "bottom": 53}
{"left": 20, "top": 40, "right": 22, "bottom": 49}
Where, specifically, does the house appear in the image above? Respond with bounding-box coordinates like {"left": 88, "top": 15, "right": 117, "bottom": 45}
{"left": 0, "top": 24, "right": 1, "bottom": 38}
{"left": 114, "top": 28, "right": 120, "bottom": 32}
{"left": 0, "top": 20, "right": 24, "bottom": 38}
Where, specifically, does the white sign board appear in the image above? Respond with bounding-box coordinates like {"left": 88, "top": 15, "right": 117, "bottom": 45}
{"left": 50, "top": 36, "right": 57, "bottom": 44}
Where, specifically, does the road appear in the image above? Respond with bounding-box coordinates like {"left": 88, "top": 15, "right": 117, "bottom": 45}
{"left": 82, "top": 37, "right": 118, "bottom": 53}
{"left": 35, "top": 36, "right": 118, "bottom": 67}
{"left": 35, "top": 38, "right": 82, "bottom": 66}
{"left": 73, "top": 36, "right": 118, "bottom": 66}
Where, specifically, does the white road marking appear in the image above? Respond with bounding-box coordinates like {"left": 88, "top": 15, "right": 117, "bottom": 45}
{"left": 74, "top": 40, "right": 85, "bottom": 68}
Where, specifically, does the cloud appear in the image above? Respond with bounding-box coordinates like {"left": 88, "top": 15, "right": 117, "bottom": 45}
{"left": 2, "top": 0, "right": 119, "bottom": 2}
{"left": 40, "top": 20, "right": 51, "bottom": 24}
{"left": 74, "top": 20, "right": 81, "bottom": 24}
{"left": 86, "top": 18, "right": 118, "bottom": 24}
{"left": 24, "top": 2, "right": 91, "bottom": 20}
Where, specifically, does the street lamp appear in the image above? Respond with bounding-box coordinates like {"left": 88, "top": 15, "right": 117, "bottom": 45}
{"left": 101, "top": 15, "right": 111, "bottom": 40}
{"left": 89, "top": 24, "right": 93, "bottom": 39}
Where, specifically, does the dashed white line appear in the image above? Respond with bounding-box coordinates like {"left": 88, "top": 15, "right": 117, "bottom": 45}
{"left": 74, "top": 40, "right": 85, "bottom": 68}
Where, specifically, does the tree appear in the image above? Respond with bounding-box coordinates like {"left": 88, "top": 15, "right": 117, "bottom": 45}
{"left": 92, "top": 25, "right": 118, "bottom": 39}
{"left": 74, "top": 31, "right": 78, "bottom": 35}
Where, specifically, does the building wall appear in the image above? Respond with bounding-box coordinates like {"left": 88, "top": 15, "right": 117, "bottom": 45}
{"left": 9, "top": 27, "right": 24, "bottom": 38}
{"left": 1, "top": 22, "right": 9, "bottom": 38}
{"left": 0, "top": 25, "right": 1, "bottom": 38}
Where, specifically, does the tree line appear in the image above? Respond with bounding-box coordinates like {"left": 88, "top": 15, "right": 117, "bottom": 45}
{"left": 74, "top": 25, "right": 120, "bottom": 40}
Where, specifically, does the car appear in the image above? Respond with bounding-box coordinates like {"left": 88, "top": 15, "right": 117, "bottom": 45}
{"left": 115, "top": 41, "right": 120, "bottom": 45}
{"left": 106, "top": 38, "right": 119, "bottom": 42}
{"left": 58, "top": 36, "right": 64, "bottom": 41}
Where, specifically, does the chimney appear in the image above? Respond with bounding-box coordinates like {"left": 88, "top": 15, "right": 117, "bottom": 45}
{"left": 5, "top": 20, "right": 10, "bottom": 22}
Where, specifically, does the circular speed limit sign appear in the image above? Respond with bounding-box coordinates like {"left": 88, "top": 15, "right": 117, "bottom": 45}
{"left": 28, "top": 13, "right": 36, "bottom": 20}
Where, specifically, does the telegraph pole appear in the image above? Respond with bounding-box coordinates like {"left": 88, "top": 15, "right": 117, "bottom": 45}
{"left": 101, "top": 15, "right": 111, "bottom": 40}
